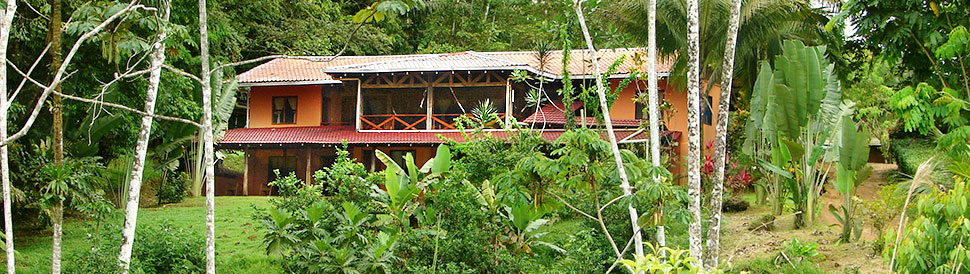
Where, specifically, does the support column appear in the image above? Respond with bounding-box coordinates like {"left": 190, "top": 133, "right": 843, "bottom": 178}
{"left": 242, "top": 149, "right": 249, "bottom": 196}
{"left": 505, "top": 77, "right": 512, "bottom": 126}
{"left": 305, "top": 148, "right": 312, "bottom": 185}
{"left": 355, "top": 79, "right": 362, "bottom": 130}
{"left": 426, "top": 75, "right": 433, "bottom": 130}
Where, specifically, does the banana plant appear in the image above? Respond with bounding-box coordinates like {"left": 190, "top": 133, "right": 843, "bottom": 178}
{"left": 830, "top": 117, "right": 872, "bottom": 243}
{"left": 373, "top": 145, "right": 451, "bottom": 228}
{"left": 744, "top": 40, "right": 843, "bottom": 226}
{"left": 501, "top": 203, "right": 564, "bottom": 255}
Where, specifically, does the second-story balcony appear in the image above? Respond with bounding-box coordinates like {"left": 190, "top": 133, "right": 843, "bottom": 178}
{"left": 358, "top": 84, "right": 509, "bottom": 131}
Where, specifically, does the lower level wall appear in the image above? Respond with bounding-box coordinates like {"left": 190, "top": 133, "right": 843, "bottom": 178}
{"left": 230, "top": 145, "right": 435, "bottom": 196}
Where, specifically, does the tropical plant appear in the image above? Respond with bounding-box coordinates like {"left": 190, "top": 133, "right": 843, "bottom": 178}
{"left": 616, "top": 243, "right": 705, "bottom": 274}
{"left": 744, "top": 40, "right": 844, "bottom": 227}
{"left": 614, "top": 0, "right": 836, "bottom": 102}
{"left": 373, "top": 145, "right": 451, "bottom": 228}
{"left": 313, "top": 144, "right": 373, "bottom": 203}
{"left": 500, "top": 203, "right": 564, "bottom": 255}
{"left": 885, "top": 179, "right": 970, "bottom": 273}
{"left": 779, "top": 238, "right": 824, "bottom": 264}
{"left": 829, "top": 117, "right": 872, "bottom": 243}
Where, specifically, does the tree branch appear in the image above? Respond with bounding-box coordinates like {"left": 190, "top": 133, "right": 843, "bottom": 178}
{"left": 6, "top": 59, "right": 201, "bottom": 128}
{"left": 163, "top": 64, "right": 202, "bottom": 83}
{"left": 1, "top": 0, "right": 148, "bottom": 147}
{"left": 8, "top": 43, "right": 50, "bottom": 103}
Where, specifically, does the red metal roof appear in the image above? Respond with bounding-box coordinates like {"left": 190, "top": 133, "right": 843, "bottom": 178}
{"left": 324, "top": 52, "right": 530, "bottom": 73}
{"left": 218, "top": 126, "right": 656, "bottom": 146}
{"left": 237, "top": 49, "right": 674, "bottom": 85}
{"left": 522, "top": 101, "right": 644, "bottom": 128}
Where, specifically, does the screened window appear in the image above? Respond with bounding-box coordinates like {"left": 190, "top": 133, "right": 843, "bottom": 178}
{"left": 635, "top": 90, "right": 664, "bottom": 120}
{"left": 702, "top": 95, "right": 713, "bottom": 125}
{"left": 273, "top": 96, "right": 297, "bottom": 124}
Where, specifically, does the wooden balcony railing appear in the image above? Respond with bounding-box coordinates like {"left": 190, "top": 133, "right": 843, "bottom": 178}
{"left": 360, "top": 114, "right": 427, "bottom": 130}
{"left": 359, "top": 113, "right": 506, "bottom": 130}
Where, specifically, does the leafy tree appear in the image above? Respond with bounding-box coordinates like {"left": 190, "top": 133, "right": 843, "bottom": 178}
{"left": 614, "top": 0, "right": 837, "bottom": 106}
{"left": 885, "top": 178, "right": 970, "bottom": 273}
{"left": 841, "top": 0, "right": 970, "bottom": 89}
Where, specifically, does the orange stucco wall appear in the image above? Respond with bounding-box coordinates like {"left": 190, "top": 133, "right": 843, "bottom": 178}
{"left": 609, "top": 78, "right": 721, "bottom": 177}
{"left": 609, "top": 78, "right": 639, "bottom": 120}
{"left": 249, "top": 85, "right": 324, "bottom": 128}
{"left": 663, "top": 81, "right": 721, "bottom": 176}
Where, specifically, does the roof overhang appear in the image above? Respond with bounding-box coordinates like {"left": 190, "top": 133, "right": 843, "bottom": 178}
{"left": 239, "top": 79, "right": 343, "bottom": 87}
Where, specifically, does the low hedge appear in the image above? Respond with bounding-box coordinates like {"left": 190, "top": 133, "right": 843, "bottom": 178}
{"left": 891, "top": 138, "right": 937, "bottom": 175}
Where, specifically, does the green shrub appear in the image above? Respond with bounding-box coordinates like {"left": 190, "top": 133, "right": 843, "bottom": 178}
{"left": 267, "top": 170, "right": 323, "bottom": 213}
{"left": 66, "top": 222, "right": 204, "bottom": 274}
{"left": 399, "top": 178, "right": 526, "bottom": 273}
{"left": 885, "top": 179, "right": 970, "bottom": 273}
{"left": 67, "top": 248, "right": 142, "bottom": 274}
{"left": 134, "top": 222, "right": 206, "bottom": 273}
{"left": 157, "top": 172, "right": 188, "bottom": 205}
{"left": 312, "top": 145, "right": 374, "bottom": 207}
{"left": 730, "top": 257, "right": 825, "bottom": 274}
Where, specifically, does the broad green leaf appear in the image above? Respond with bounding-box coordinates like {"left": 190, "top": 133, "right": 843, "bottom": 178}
{"left": 431, "top": 145, "right": 451, "bottom": 175}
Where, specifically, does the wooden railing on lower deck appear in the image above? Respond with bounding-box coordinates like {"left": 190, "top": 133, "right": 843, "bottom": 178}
{"left": 359, "top": 113, "right": 506, "bottom": 130}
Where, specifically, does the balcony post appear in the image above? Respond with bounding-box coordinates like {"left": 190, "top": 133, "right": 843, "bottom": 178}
{"left": 505, "top": 76, "right": 512, "bottom": 126}
{"left": 355, "top": 79, "right": 362, "bottom": 131}
{"left": 242, "top": 149, "right": 248, "bottom": 196}
{"left": 426, "top": 75, "right": 433, "bottom": 130}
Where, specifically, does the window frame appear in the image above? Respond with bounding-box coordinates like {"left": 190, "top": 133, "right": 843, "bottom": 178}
{"left": 272, "top": 96, "right": 298, "bottom": 124}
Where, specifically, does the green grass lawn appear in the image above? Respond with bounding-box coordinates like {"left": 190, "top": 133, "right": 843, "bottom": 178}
{"left": 4, "top": 196, "right": 282, "bottom": 274}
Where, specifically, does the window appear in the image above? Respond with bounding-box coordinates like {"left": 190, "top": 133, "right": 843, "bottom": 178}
{"left": 320, "top": 155, "right": 338, "bottom": 169}
{"left": 389, "top": 150, "right": 416, "bottom": 169}
{"left": 702, "top": 95, "right": 713, "bottom": 125}
{"left": 268, "top": 156, "right": 298, "bottom": 181}
{"left": 273, "top": 96, "right": 297, "bottom": 124}
{"left": 362, "top": 149, "right": 376, "bottom": 171}
{"left": 634, "top": 90, "right": 664, "bottom": 120}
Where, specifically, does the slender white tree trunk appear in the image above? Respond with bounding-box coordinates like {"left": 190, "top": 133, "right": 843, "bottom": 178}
{"left": 117, "top": 2, "right": 170, "bottom": 271}
{"left": 0, "top": 1, "right": 17, "bottom": 272}
{"left": 198, "top": 0, "right": 216, "bottom": 272}
{"left": 646, "top": 0, "right": 666, "bottom": 250}
{"left": 685, "top": 0, "right": 704, "bottom": 266}
{"left": 704, "top": 0, "right": 742, "bottom": 268}
{"left": 573, "top": 0, "right": 645, "bottom": 260}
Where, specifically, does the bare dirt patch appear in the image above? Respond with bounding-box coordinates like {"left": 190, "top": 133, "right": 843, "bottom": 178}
{"left": 721, "top": 163, "right": 897, "bottom": 273}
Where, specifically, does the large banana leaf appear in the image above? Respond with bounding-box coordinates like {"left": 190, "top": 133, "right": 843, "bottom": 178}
{"left": 838, "top": 117, "right": 870, "bottom": 172}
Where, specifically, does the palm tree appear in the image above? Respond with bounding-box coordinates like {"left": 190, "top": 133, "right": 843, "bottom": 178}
{"left": 615, "top": 0, "right": 831, "bottom": 103}
{"left": 684, "top": 0, "right": 703, "bottom": 266}
{"left": 48, "top": 0, "right": 66, "bottom": 271}
{"left": 645, "top": 0, "right": 666, "bottom": 253}
{"left": 704, "top": 0, "right": 742, "bottom": 268}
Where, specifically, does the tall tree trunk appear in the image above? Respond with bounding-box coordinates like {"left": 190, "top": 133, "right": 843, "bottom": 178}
{"left": 646, "top": 0, "right": 665, "bottom": 251}
{"left": 117, "top": 2, "right": 170, "bottom": 271}
{"left": 0, "top": 1, "right": 17, "bottom": 273}
{"left": 573, "top": 0, "right": 645, "bottom": 260}
{"left": 685, "top": 0, "right": 703, "bottom": 266}
{"left": 704, "top": 0, "right": 742, "bottom": 268}
{"left": 48, "top": 0, "right": 64, "bottom": 271}
{"left": 198, "top": 0, "right": 216, "bottom": 272}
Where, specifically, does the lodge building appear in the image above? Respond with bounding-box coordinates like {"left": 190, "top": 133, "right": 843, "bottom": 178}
{"left": 215, "top": 49, "right": 722, "bottom": 195}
